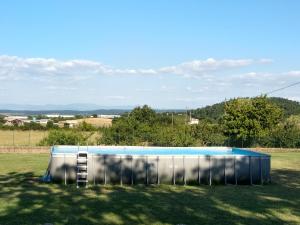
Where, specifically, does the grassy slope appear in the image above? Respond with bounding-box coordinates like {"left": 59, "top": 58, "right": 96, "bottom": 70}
{"left": 0, "top": 152, "right": 299, "bottom": 225}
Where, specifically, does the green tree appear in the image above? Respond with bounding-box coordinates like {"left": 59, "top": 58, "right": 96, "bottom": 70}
{"left": 223, "top": 96, "right": 283, "bottom": 147}
{"left": 261, "top": 118, "right": 300, "bottom": 148}
{"left": 46, "top": 120, "right": 55, "bottom": 129}
{"left": 99, "top": 105, "right": 196, "bottom": 146}
{"left": 0, "top": 116, "right": 5, "bottom": 125}
{"left": 77, "top": 121, "right": 96, "bottom": 131}
{"left": 191, "top": 120, "right": 226, "bottom": 146}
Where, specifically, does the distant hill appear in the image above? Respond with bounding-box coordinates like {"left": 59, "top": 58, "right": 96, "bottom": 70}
{"left": 0, "top": 109, "right": 131, "bottom": 116}
{"left": 0, "top": 108, "right": 186, "bottom": 116}
{"left": 0, "top": 103, "right": 134, "bottom": 111}
{"left": 0, "top": 103, "right": 186, "bottom": 116}
{"left": 191, "top": 97, "right": 300, "bottom": 121}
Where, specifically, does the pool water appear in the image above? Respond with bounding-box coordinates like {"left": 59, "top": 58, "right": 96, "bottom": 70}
{"left": 51, "top": 146, "right": 266, "bottom": 156}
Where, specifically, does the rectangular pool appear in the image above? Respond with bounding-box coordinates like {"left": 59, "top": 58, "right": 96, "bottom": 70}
{"left": 45, "top": 146, "right": 271, "bottom": 186}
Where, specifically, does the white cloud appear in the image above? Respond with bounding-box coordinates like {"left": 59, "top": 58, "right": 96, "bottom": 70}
{"left": 185, "top": 86, "right": 207, "bottom": 93}
{"left": 286, "top": 71, "right": 300, "bottom": 77}
{"left": 160, "top": 85, "right": 175, "bottom": 92}
{"left": 159, "top": 58, "right": 255, "bottom": 76}
{"left": 0, "top": 55, "right": 266, "bottom": 80}
{"left": 45, "top": 86, "right": 77, "bottom": 91}
{"left": 135, "top": 88, "right": 153, "bottom": 92}
{"left": 175, "top": 96, "right": 208, "bottom": 102}
{"left": 259, "top": 58, "right": 273, "bottom": 64}
{"left": 104, "top": 95, "right": 128, "bottom": 100}
{"left": 2, "top": 54, "right": 299, "bottom": 106}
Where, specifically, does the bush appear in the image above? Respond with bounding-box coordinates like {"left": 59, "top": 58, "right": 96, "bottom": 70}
{"left": 76, "top": 121, "right": 97, "bottom": 131}
{"left": 260, "top": 120, "right": 300, "bottom": 148}
{"left": 39, "top": 130, "right": 88, "bottom": 145}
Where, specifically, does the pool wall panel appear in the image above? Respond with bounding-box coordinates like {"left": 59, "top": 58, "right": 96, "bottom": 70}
{"left": 158, "top": 157, "right": 173, "bottom": 184}
{"left": 199, "top": 156, "right": 210, "bottom": 184}
{"left": 225, "top": 157, "right": 235, "bottom": 184}
{"left": 105, "top": 155, "right": 121, "bottom": 184}
{"left": 147, "top": 156, "right": 158, "bottom": 184}
{"left": 251, "top": 157, "right": 260, "bottom": 184}
{"left": 65, "top": 155, "right": 76, "bottom": 183}
{"left": 93, "top": 155, "right": 105, "bottom": 184}
{"left": 211, "top": 156, "right": 225, "bottom": 184}
{"left": 132, "top": 156, "right": 146, "bottom": 184}
{"left": 122, "top": 156, "right": 133, "bottom": 185}
{"left": 235, "top": 156, "right": 250, "bottom": 184}
{"left": 185, "top": 157, "right": 199, "bottom": 184}
{"left": 50, "top": 155, "right": 64, "bottom": 182}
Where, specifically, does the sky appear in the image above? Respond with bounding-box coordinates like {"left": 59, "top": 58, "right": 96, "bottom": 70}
{"left": 0, "top": 0, "right": 300, "bottom": 109}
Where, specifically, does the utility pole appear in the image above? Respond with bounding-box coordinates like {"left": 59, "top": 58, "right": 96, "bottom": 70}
{"left": 185, "top": 107, "right": 188, "bottom": 125}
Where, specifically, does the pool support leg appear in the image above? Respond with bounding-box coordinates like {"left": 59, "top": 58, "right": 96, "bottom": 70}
{"left": 234, "top": 156, "right": 237, "bottom": 185}
{"left": 92, "top": 154, "right": 95, "bottom": 186}
{"left": 120, "top": 156, "right": 123, "bottom": 186}
{"left": 260, "top": 157, "right": 263, "bottom": 185}
{"left": 104, "top": 157, "right": 107, "bottom": 185}
{"left": 131, "top": 157, "right": 134, "bottom": 185}
{"left": 198, "top": 155, "right": 201, "bottom": 185}
{"left": 64, "top": 154, "right": 67, "bottom": 186}
{"left": 224, "top": 156, "right": 227, "bottom": 185}
{"left": 157, "top": 156, "right": 160, "bottom": 185}
{"left": 146, "top": 156, "right": 149, "bottom": 185}
{"left": 209, "top": 156, "right": 212, "bottom": 186}
{"left": 172, "top": 156, "right": 175, "bottom": 185}
{"left": 183, "top": 156, "right": 186, "bottom": 186}
{"left": 249, "top": 156, "right": 252, "bottom": 185}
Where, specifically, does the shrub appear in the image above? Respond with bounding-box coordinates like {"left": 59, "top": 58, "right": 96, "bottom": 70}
{"left": 39, "top": 130, "right": 88, "bottom": 145}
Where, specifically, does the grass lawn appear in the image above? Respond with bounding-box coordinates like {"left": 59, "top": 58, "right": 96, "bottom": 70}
{"left": 0, "top": 152, "right": 299, "bottom": 225}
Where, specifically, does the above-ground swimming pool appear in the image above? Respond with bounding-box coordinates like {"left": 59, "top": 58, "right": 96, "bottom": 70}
{"left": 44, "top": 146, "right": 271, "bottom": 186}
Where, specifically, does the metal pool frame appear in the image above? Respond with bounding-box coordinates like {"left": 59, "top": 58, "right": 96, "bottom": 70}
{"left": 45, "top": 146, "right": 271, "bottom": 186}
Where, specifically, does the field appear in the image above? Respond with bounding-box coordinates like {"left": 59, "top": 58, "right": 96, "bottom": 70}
{"left": 0, "top": 151, "right": 299, "bottom": 225}
{"left": 58, "top": 118, "right": 112, "bottom": 128}
{"left": 0, "top": 130, "right": 48, "bottom": 146}
{"left": 0, "top": 130, "right": 101, "bottom": 146}
{"left": 80, "top": 118, "right": 112, "bottom": 127}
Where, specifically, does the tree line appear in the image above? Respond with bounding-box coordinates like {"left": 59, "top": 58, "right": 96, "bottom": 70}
{"left": 99, "top": 96, "right": 300, "bottom": 148}
{"left": 4, "top": 96, "right": 299, "bottom": 148}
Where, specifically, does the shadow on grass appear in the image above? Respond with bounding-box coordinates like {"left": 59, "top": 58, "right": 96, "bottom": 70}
{"left": 0, "top": 169, "right": 299, "bottom": 225}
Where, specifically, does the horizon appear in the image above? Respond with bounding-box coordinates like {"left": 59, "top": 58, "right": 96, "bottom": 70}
{"left": 1, "top": 1, "right": 300, "bottom": 108}
{"left": 0, "top": 96, "right": 299, "bottom": 111}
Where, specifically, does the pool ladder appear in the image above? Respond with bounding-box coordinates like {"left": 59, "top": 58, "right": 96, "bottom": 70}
{"left": 76, "top": 151, "right": 88, "bottom": 188}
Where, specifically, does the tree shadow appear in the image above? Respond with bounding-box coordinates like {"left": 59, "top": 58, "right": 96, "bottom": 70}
{"left": 0, "top": 166, "right": 299, "bottom": 224}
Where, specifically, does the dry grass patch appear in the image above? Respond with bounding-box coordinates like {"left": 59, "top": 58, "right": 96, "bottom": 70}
{"left": 0, "top": 130, "right": 48, "bottom": 146}
{"left": 81, "top": 118, "right": 112, "bottom": 127}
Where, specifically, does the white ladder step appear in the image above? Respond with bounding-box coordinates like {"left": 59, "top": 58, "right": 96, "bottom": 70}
{"left": 77, "top": 180, "right": 88, "bottom": 183}
{"left": 77, "top": 165, "right": 87, "bottom": 169}
{"left": 77, "top": 159, "right": 88, "bottom": 163}
{"left": 77, "top": 172, "right": 88, "bottom": 175}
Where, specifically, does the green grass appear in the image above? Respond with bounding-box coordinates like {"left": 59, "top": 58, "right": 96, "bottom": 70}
{"left": 0, "top": 152, "right": 299, "bottom": 225}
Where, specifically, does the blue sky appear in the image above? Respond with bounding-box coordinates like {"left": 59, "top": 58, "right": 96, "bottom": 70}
{"left": 0, "top": 0, "right": 300, "bottom": 109}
